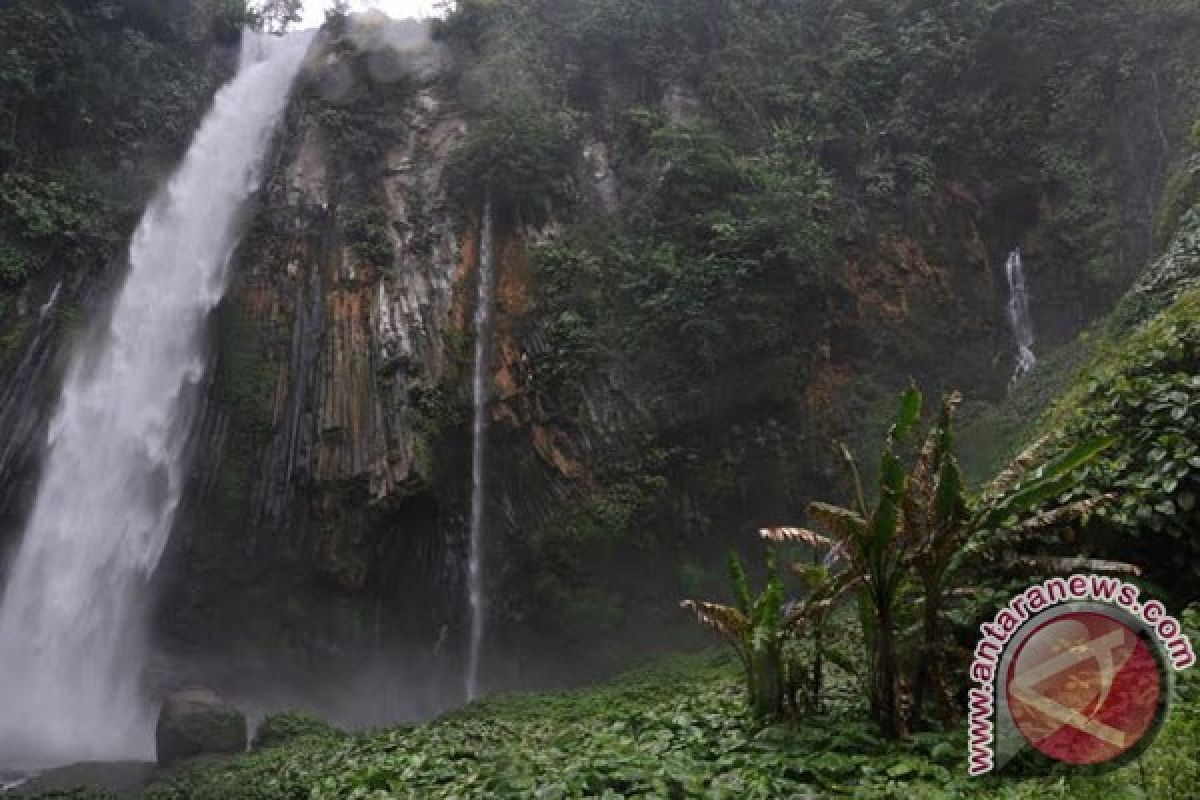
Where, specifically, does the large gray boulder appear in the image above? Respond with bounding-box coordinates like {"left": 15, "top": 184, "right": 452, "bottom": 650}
{"left": 155, "top": 688, "right": 247, "bottom": 765}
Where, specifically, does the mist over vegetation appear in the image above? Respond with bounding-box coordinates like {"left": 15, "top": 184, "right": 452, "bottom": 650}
{"left": 1, "top": 0, "right": 1200, "bottom": 797}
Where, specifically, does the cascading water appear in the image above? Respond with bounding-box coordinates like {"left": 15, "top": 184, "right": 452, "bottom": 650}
{"left": 1005, "top": 248, "right": 1037, "bottom": 387}
{"left": 0, "top": 30, "right": 313, "bottom": 767}
{"left": 465, "top": 198, "right": 496, "bottom": 702}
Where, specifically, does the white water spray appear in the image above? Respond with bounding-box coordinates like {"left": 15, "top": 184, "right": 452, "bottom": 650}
{"left": 1005, "top": 248, "right": 1036, "bottom": 387}
{"left": 38, "top": 281, "right": 62, "bottom": 320}
{"left": 465, "top": 199, "right": 495, "bottom": 702}
{"left": 0, "top": 31, "right": 312, "bottom": 767}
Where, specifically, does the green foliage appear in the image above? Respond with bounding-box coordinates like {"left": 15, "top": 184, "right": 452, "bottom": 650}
{"left": 0, "top": 0, "right": 222, "bottom": 290}
{"left": 1156, "top": 154, "right": 1200, "bottom": 252}
{"left": 1117, "top": 208, "right": 1200, "bottom": 328}
{"left": 807, "top": 386, "right": 926, "bottom": 737}
{"left": 1052, "top": 292, "right": 1200, "bottom": 595}
{"left": 527, "top": 124, "right": 834, "bottom": 415}
{"left": 317, "top": 96, "right": 408, "bottom": 178}
{"left": 0, "top": 170, "right": 107, "bottom": 286}
{"left": 79, "top": 647, "right": 1198, "bottom": 800}
{"left": 0, "top": 238, "right": 37, "bottom": 287}
{"left": 309, "top": 38, "right": 414, "bottom": 189}
{"left": 251, "top": 0, "right": 304, "bottom": 34}
{"left": 215, "top": 305, "right": 278, "bottom": 430}
{"left": 252, "top": 710, "right": 342, "bottom": 750}
{"left": 789, "top": 386, "right": 1113, "bottom": 736}
{"left": 212, "top": 0, "right": 257, "bottom": 42}
{"left": 342, "top": 202, "right": 394, "bottom": 265}
{"left": 681, "top": 552, "right": 787, "bottom": 718}
{"left": 447, "top": 99, "right": 575, "bottom": 225}
{"left": 548, "top": 437, "right": 673, "bottom": 548}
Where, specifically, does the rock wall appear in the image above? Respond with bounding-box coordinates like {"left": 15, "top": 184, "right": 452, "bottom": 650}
{"left": 2, "top": 7, "right": 1199, "bottom": 698}
{"left": 158, "top": 19, "right": 475, "bottom": 662}
{"left": 157, "top": 12, "right": 1200, "bottom": 690}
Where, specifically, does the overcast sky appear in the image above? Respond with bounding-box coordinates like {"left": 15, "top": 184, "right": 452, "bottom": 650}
{"left": 298, "top": 0, "right": 446, "bottom": 27}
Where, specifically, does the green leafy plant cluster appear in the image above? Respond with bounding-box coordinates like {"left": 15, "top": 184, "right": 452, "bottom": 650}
{"left": 40, "top": 638, "right": 1198, "bottom": 800}
{"left": 527, "top": 124, "right": 834, "bottom": 413}
{"left": 252, "top": 711, "right": 343, "bottom": 751}
{"left": 1050, "top": 292, "right": 1200, "bottom": 595}
{"left": 687, "top": 386, "right": 1114, "bottom": 737}
{"left": 0, "top": 0, "right": 224, "bottom": 290}
{"left": 446, "top": 98, "right": 576, "bottom": 225}
{"left": 342, "top": 202, "right": 394, "bottom": 266}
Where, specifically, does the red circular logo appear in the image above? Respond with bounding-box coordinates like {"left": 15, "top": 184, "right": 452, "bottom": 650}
{"left": 1005, "top": 611, "right": 1163, "bottom": 765}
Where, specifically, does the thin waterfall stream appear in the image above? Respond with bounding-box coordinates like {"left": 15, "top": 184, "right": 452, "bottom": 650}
{"left": 0, "top": 30, "right": 313, "bottom": 768}
{"left": 465, "top": 198, "right": 495, "bottom": 702}
{"left": 1005, "top": 248, "right": 1037, "bottom": 387}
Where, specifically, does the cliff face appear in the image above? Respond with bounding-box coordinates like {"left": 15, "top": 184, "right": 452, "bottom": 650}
{"left": 3, "top": 3, "right": 1200, "bottom": 693}
{"left": 158, "top": 18, "right": 473, "bottom": 659}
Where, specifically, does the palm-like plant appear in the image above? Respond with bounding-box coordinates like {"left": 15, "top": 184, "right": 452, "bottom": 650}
{"left": 801, "top": 386, "right": 923, "bottom": 736}
{"left": 805, "top": 387, "right": 1115, "bottom": 735}
{"left": 680, "top": 552, "right": 786, "bottom": 718}
{"left": 904, "top": 407, "right": 1115, "bottom": 727}
{"left": 760, "top": 526, "right": 855, "bottom": 716}
{"left": 683, "top": 384, "right": 1119, "bottom": 734}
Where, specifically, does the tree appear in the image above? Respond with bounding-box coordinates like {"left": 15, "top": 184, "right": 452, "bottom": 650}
{"left": 255, "top": 0, "right": 304, "bottom": 34}
{"left": 804, "top": 386, "right": 1115, "bottom": 735}
{"left": 684, "top": 385, "right": 1118, "bottom": 736}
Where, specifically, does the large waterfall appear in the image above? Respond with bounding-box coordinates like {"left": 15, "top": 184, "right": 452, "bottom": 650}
{"left": 0, "top": 31, "right": 312, "bottom": 767}
{"left": 1005, "top": 248, "right": 1036, "bottom": 387}
{"left": 465, "top": 199, "right": 496, "bottom": 701}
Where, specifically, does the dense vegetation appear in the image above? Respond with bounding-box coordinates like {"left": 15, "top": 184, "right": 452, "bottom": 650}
{"left": 6, "top": 1, "right": 1200, "bottom": 797}
{"left": 0, "top": 0, "right": 237, "bottom": 296}
{"left": 958, "top": 192, "right": 1200, "bottom": 601}
{"left": 30, "top": 634, "right": 1196, "bottom": 799}
{"left": 684, "top": 386, "right": 1114, "bottom": 735}
{"left": 430, "top": 0, "right": 1200, "bottom": 651}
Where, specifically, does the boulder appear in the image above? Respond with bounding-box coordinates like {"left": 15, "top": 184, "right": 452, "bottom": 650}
{"left": 155, "top": 688, "right": 247, "bottom": 765}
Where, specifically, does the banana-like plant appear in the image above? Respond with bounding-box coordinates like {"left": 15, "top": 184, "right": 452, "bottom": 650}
{"left": 683, "top": 385, "right": 1120, "bottom": 733}
{"left": 903, "top": 399, "right": 1116, "bottom": 728}
{"left": 760, "top": 526, "right": 856, "bottom": 716}
{"left": 805, "top": 386, "right": 1117, "bottom": 736}
{"left": 802, "top": 385, "right": 924, "bottom": 736}
{"left": 680, "top": 551, "right": 786, "bottom": 718}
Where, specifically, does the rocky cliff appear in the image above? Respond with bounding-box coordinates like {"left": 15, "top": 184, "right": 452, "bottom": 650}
{"left": 4, "top": 1, "right": 1200, "bottom": 698}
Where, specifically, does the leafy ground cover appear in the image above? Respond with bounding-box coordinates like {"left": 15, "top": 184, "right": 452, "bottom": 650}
{"left": 24, "top": 638, "right": 1186, "bottom": 800}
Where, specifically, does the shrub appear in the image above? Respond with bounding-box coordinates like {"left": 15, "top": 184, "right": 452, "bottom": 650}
{"left": 251, "top": 710, "right": 341, "bottom": 750}
{"left": 447, "top": 98, "right": 575, "bottom": 225}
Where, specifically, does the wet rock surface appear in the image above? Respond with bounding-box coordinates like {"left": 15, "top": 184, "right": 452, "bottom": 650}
{"left": 3, "top": 761, "right": 156, "bottom": 798}
{"left": 155, "top": 688, "right": 247, "bottom": 766}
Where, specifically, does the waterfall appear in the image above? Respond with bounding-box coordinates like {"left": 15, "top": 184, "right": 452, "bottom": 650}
{"left": 38, "top": 281, "right": 62, "bottom": 319}
{"left": 0, "top": 31, "right": 313, "bottom": 767}
{"left": 465, "top": 198, "right": 496, "bottom": 702}
{"left": 1005, "top": 248, "right": 1036, "bottom": 387}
